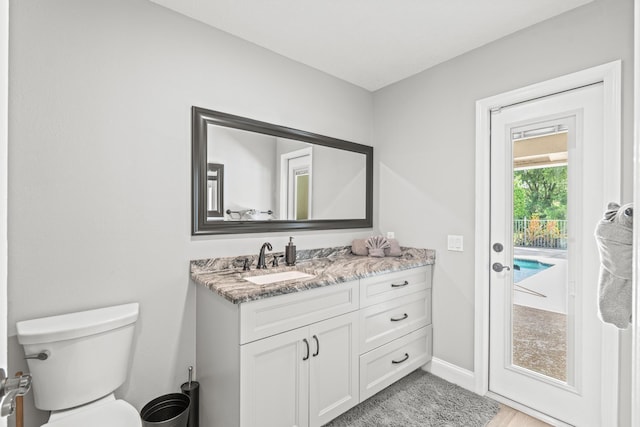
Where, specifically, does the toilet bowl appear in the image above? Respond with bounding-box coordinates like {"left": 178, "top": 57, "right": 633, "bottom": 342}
{"left": 43, "top": 394, "right": 139, "bottom": 427}
{"left": 16, "top": 303, "right": 141, "bottom": 427}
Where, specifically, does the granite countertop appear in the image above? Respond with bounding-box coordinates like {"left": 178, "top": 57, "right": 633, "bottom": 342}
{"left": 191, "top": 246, "right": 435, "bottom": 304}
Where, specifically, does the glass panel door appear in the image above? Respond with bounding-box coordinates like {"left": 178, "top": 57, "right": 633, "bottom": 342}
{"left": 511, "top": 123, "right": 570, "bottom": 383}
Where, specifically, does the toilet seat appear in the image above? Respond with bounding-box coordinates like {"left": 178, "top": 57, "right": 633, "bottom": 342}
{"left": 42, "top": 398, "right": 141, "bottom": 427}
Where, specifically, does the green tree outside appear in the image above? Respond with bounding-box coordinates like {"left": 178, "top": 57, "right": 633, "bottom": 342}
{"left": 513, "top": 166, "right": 567, "bottom": 220}
{"left": 513, "top": 175, "right": 527, "bottom": 219}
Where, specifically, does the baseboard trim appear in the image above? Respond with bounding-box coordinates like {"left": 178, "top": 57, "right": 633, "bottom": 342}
{"left": 425, "top": 357, "right": 476, "bottom": 392}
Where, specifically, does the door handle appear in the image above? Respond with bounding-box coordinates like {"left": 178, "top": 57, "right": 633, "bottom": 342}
{"left": 492, "top": 262, "right": 511, "bottom": 272}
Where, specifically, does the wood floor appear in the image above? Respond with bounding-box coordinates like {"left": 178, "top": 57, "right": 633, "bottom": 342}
{"left": 486, "top": 404, "right": 553, "bottom": 427}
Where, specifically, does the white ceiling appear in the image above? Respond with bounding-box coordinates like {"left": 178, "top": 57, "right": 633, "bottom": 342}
{"left": 150, "top": 0, "right": 594, "bottom": 91}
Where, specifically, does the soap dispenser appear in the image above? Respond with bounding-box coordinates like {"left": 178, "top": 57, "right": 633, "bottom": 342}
{"left": 285, "top": 237, "right": 297, "bottom": 266}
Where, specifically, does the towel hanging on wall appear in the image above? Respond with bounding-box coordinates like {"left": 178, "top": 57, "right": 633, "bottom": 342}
{"left": 594, "top": 202, "right": 633, "bottom": 329}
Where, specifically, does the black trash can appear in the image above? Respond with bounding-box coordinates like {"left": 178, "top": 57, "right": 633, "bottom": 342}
{"left": 141, "top": 393, "right": 191, "bottom": 427}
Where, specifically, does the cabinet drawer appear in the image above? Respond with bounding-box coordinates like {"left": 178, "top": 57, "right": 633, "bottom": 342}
{"left": 360, "top": 266, "right": 431, "bottom": 308}
{"left": 359, "top": 290, "right": 431, "bottom": 353}
{"left": 240, "top": 281, "right": 359, "bottom": 344}
{"left": 359, "top": 326, "right": 432, "bottom": 401}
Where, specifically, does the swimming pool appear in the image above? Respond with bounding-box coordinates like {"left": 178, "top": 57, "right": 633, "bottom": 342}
{"left": 513, "top": 258, "right": 554, "bottom": 283}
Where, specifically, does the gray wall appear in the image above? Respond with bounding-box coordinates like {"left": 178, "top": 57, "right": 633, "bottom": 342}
{"left": 208, "top": 127, "right": 278, "bottom": 215}
{"left": 7, "top": 0, "right": 373, "bottom": 424}
{"left": 372, "top": 0, "right": 633, "bottom": 410}
{"left": 312, "top": 146, "right": 366, "bottom": 220}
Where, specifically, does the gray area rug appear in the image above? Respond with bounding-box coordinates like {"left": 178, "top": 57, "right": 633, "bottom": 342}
{"left": 324, "top": 370, "right": 499, "bottom": 427}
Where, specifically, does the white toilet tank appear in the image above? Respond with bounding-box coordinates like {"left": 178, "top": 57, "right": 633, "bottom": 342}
{"left": 16, "top": 303, "right": 139, "bottom": 411}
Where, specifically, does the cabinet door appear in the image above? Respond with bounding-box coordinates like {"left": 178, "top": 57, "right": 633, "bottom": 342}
{"left": 240, "top": 326, "right": 310, "bottom": 427}
{"left": 308, "top": 311, "right": 359, "bottom": 427}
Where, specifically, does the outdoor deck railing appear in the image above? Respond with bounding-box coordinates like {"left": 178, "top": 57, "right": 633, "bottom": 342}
{"left": 513, "top": 218, "right": 567, "bottom": 249}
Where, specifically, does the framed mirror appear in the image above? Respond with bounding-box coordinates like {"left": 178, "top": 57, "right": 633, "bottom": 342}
{"left": 192, "top": 107, "right": 373, "bottom": 235}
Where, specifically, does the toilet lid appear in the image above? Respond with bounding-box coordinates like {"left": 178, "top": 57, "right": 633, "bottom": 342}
{"left": 43, "top": 399, "right": 141, "bottom": 427}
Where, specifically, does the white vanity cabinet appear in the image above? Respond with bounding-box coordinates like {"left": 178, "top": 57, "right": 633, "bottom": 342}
{"left": 195, "top": 265, "right": 432, "bottom": 427}
{"left": 240, "top": 311, "right": 359, "bottom": 427}
{"left": 358, "top": 266, "right": 432, "bottom": 400}
{"left": 197, "top": 279, "right": 360, "bottom": 427}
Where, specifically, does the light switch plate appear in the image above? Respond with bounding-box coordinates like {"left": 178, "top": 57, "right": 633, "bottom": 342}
{"left": 386, "top": 231, "right": 395, "bottom": 239}
{"left": 447, "top": 235, "right": 463, "bottom": 251}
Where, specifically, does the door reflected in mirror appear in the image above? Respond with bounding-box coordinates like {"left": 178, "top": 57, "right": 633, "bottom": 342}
{"left": 282, "top": 147, "right": 312, "bottom": 220}
{"left": 192, "top": 107, "right": 373, "bottom": 235}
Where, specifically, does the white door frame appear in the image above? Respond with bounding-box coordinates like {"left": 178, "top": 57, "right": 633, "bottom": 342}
{"left": 280, "top": 147, "right": 313, "bottom": 219}
{"left": 475, "top": 61, "right": 621, "bottom": 425}
{"left": 632, "top": 1, "right": 640, "bottom": 425}
{"left": 0, "top": 0, "right": 8, "bottom": 425}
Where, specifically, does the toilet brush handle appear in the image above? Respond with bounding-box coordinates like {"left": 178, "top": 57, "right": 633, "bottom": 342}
{"left": 15, "top": 372, "right": 24, "bottom": 427}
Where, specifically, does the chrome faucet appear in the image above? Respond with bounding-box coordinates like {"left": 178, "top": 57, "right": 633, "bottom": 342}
{"left": 256, "top": 242, "right": 273, "bottom": 269}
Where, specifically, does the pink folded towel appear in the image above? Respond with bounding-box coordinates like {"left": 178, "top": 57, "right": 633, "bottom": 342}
{"left": 366, "top": 236, "right": 390, "bottom": 257}
{"left": 384, "top": 239, "right": 402, "bottom": 257}
{"left": 351, "top": 239, "right": 368, "bottom": 256}
{"left": 352, "top": 237, "right": 403, "bottom": 257}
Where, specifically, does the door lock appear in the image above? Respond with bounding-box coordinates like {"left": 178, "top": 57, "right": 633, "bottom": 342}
{"left": 0, "top": 368, "right": 32, "bottom": 417}
{"left": 492, "top": 243, "right": 504, "bottom": 252}
{"left": 492, "top": 262, "right": 512, "bottom": 272}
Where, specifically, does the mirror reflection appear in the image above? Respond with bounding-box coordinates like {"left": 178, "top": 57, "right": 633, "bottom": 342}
{"left": 207, "top": 126, "right": 367, "bottom": 222}
{"left": 206, "top": 163, "right": 223, "bottom": 219}
{"left": 191, "top": 107, "right": 373, "bottom": 235}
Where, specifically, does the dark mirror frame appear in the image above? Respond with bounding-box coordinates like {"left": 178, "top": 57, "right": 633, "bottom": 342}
{"left": 192, "top": 106, "right": 374, "bottom": 235}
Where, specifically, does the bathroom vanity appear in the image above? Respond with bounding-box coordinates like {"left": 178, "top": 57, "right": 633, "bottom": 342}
{"left": 191, "top": 246, "right": 435, "bottom": 427}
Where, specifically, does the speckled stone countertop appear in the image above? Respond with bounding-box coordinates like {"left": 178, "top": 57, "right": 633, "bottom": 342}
{"left": 191, "top": 246, "right": 435, "bottom": 304}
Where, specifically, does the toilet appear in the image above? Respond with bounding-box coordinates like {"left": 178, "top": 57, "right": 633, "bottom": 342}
{"left": 16, "top": 303, "right": 141, "bottom": 427}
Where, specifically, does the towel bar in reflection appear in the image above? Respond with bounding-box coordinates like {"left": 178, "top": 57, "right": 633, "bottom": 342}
{"left": 225, "top": 209, "right": 274, "bottom": 219}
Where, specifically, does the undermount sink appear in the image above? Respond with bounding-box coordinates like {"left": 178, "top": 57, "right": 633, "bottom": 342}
{"left": 244, "top": 270, "right": 315, "bottom": 285}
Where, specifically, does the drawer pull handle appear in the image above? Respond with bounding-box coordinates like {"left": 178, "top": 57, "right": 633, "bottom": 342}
{"left": 390, "top": 313, "right": 409, "bottom": 322}
{"left": 312, "top": 335, "right": 320, "bottom": 357}
{"left": 302, "top": 338, "right": 310, "bottom": 361}
{"left": 392, "top": 353, "right": 409, "bottom": 364}
{"left": 391, "top": 281, "right": 409, "bottom": 288}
